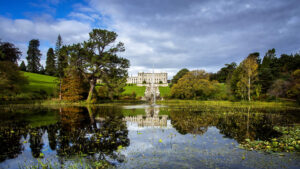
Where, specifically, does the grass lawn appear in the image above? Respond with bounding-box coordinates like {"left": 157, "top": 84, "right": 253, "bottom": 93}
{"left": 22, "top": 71, "right": 58, "bottom": 95}
{"left": 159, "top": 86, "right": 171, "bottom": 97}
{"left": 123, "top": 85, "right": 146, "bottom": 97}
{"left": 123, "top": 85, "right": 171, "bottom": 97}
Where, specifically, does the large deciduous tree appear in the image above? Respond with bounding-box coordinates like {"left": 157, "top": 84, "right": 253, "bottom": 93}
{"left": 26, "top": 39, "right": 42, "bottom": 73}
{"left": 239, "top": 53, "right": 259, "bottom": 101}
{"left": 0, "top": 41, "right": 28, "bottom": 96}
{"left": 75, "top": 29, "right": 129, "bottom": 102}
{"left": 171, "top": 68, "right": 189, "bottom": 87}
{"left": 171, "top": 70, "right": 220, "bottom": 99}
{"left": 45, "top": 48, "right": 56, "bottom": 76}
{"left": 0, "top": 41, "right": 21, "bottom": 64}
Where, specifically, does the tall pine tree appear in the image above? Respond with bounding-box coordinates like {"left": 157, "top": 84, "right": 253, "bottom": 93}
{"left": 45, "top": 48, "right": 56, "bottom": 75}
{"left": 26, "top": 39, "right": 42, "bottom": 73}
{"left": 55, "top": 34, "right": 68, "bottom": 100}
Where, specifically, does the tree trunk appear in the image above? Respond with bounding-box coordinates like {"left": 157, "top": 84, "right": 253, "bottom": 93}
{"left": 87, "top": 79, "right": 96, "bottom": 103}
{"left": 59, "top": 78, "right": 62, "bottom": 100}
{"left": 248, "top": 76, "right": 251, "bottom": 101}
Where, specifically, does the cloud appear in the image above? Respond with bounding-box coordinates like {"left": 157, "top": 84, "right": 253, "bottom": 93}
{"left": 89, "top": 0, "right": 300, "bottom": 76}
{"left": 0, "top": 16, "right": 91, "bottom": 64}
{"left": 1, "top": 0, "right": 300, "bottom": 78}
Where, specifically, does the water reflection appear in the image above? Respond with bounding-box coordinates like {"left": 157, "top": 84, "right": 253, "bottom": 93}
{"left": 0, "top": 106, "right": 130, "bottom": 167}
{"left": 123, "top": 106, "right": 168, "bottom": 127}
{"left": 170, "top": 106, "right": 295, "bottom": 143}
{"left": 0, "top": 105, "right": 299, "bottom": 168}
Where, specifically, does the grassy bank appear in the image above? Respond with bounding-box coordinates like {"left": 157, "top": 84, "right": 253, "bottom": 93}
{"left": 122, "top": 85, "right": 171, "bottom": 97}
{"left": 159, "top": 86, "right": 171, "bottom": 97}
{"left": 122, "top": 85, "right": 146, "bottom": 97}
{"left": 158, "top": 100, "right": 300, "bottom": 109}
{"left": 22, "top": 71, "right": 58, "bottom": 95}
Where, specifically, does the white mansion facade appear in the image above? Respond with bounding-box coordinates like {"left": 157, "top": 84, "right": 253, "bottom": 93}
{"left": 127, "top": 72, "right": 168, "bottom": 85}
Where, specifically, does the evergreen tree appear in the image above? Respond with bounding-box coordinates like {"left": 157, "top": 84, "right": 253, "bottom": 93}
{"left": 26, "top": 39, "right": 42, "bottom": 73}
{"left": 55, "top": 34, "right": 63, "bottom": 77}
{"left": 45, "top": 48, "right": 56, "bottom": 75}
{"left": 39, "top": 65, "right": 45, "bottom": 74}
{"left": 259, "top": 49, "right": 278, "bottom": 93}
{"left": 20, "top": 61, "right": 26, "bottom": 71}
{"left": 54, "top": 35, "right": 68, "bottom": 100}
{"left": 70, "top": 29, "right": 129, "bottom": 102}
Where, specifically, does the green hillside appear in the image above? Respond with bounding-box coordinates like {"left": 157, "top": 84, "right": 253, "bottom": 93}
{"left": 20, "top": 72, "right": 171, "bottom": 99}
{"left": 122, "top": 85, "right": 146, "bottom": 97}
{"left": 22, "top": 71, "right": 58, "bottom": 95}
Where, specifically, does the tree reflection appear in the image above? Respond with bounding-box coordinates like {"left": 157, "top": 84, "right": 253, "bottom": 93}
{"left": 56, "top": 106, "right": 129, "bottom": 164}
{"left": 29, "top": 127, "right": 44, "bottom": 158}
{"left": 0, "top": 106, "right": 130, "bottom": 166}
{"left": 170, "top": 107, "right": 291, "bottom": 143}
{"left": 0, "top": 123, "right": 27, "bottom": 162}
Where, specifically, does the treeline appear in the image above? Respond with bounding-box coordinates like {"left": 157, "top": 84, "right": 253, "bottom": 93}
{"left": 0, "top": 29, "right": 129, "bottom": 102}
{"left": 170, "top": 49, "right": 300, "bottom": 103}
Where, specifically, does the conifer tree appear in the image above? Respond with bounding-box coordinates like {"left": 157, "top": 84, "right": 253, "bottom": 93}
{"left": 45, "top": 48, "right": 56, "bottom": 75}
{"left": 26, "top": 39, "right": 42, "bottom": 73}
{"left": 20, "top": 61, "right": 26, "bottom": 71}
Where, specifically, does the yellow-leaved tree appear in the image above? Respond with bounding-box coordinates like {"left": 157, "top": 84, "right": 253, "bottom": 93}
{"left": 239, "top": 54, "right": 259, "bottom": 101}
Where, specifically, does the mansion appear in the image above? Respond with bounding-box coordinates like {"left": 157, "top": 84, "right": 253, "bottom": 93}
{"left": 127, "top": 72, "right": 168, "bottom": 85}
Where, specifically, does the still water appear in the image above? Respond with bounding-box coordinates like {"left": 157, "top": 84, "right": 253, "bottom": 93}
{"left": 0, "top": 103, "right": 299, "bottom": 168}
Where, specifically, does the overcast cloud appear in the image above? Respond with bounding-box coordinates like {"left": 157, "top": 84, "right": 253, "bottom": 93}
{"left": 0, "top": 0, "right": 300, "bottom": 78}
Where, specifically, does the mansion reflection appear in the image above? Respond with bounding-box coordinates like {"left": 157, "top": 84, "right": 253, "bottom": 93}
{"left": 123, "top": 107, "right": 168, "bottom": 127}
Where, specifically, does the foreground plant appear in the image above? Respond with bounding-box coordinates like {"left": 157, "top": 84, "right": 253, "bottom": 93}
{"left": 241, "top": 125, "right": 300, "bottom": 152}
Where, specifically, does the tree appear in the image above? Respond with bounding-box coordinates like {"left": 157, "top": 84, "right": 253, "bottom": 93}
{"left": 171, "top": 70, "right": 219, "bottom": 99}
{"left": 0, "top": 61, "right": 28, "bottom": 96}
{"left": 55, "top": 34, "right": 64, "bottom": 77}
{"left": 0, "top": 41, "right": 28, "bottom": 97}
{"left": 287, "top": 69, "right": 300, "bottom": 104}
{"left": 61, "top": 67, "right": 88, "bottom": 101}
{"left": 212, "top": 62, "right": 237, "bottom": 83}
{"left": 26, "top": 39, "right": 42, "bottom": 73}
{"left": 74, "top": 29, "right": 129, "bottom": 102}
{"left": 19, "top": 61, "right": 26, "bottom": 71}
{"left": 240, "top": 53, "right": 259, "bottom": 101}
{"left": 0, "top": 41, "right": 21, "bottom": 64}
{"left": 55, "top": 35, "right": 69, "bottom": 100}
{"left": 45, "top": 48, "right": 56, "bottom": 75}
{"left": 171, "top": 68, "right": 189, "bottom": 86}
{"left": 259, "top": 49, "right": 277, "bottom": 93}
{"left": 268, "top": 79, "right": 291, "bottom": 99}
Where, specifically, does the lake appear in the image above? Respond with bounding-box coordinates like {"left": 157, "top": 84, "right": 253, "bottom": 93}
{"left": 0, "top": 101, "right": 299, "bottom": 168}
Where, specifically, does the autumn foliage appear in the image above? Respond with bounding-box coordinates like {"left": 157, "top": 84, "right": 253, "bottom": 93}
{"left": 61, "top": 68, "right": 88, "bottom": 101}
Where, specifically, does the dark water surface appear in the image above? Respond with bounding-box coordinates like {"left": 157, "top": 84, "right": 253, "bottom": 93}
{"left": 0, "top": 104, "right": 299, "bottom": 168}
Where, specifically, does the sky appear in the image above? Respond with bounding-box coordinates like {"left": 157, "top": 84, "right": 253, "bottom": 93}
{"left": 0, "top": 0, "right": 299, "bottom": 78}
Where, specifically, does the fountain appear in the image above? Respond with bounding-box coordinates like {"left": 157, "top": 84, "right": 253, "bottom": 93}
{"left": 143, "top": 67, "right": 161, "bottom": 105}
